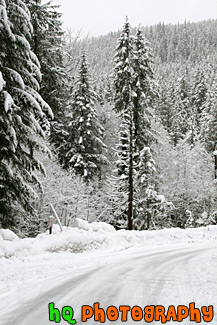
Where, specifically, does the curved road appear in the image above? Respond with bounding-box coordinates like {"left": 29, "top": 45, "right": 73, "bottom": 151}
{"left": 2, "top": 242, "right": 217, "bottom": 324}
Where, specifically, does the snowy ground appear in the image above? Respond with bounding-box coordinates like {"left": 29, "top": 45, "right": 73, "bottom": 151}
{"left": 0, "top": 220, "right": 217, "bottom": 324}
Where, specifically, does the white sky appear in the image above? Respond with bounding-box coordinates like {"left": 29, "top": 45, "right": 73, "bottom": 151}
{"left": 49, "top": 0, "right": 217, "bottom": 37}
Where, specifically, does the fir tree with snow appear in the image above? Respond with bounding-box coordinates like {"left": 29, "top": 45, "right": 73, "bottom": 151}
{"left": 24, "top": 0, "right": 70, "bottom": 153}
{"left": 0, "top": 0, "right": 52, "bottom": 227}
{"left": 113, "top": 17, "right": 134, "bottom": 114}
{"left": 112, "top": 19, "right": 158, "bottom": 230}
{"left": 61, "top": 53, "right": 107, "bottom": 182}
{"left": 107, "top": 110, "right": 133, "bottom": 228}
{"left": 112, "top": 18, "right": 135, "bottom": 229}
{"left": 134, "top": 147, "right": 156, "bottom": 229}
{"left": 201, "top": 77, "right": 217, "bottom": 179}
{"left": 190, "top": 69, "right": 208, "bottom": 140}
{"left": 170, "top": 100, "right": 189, "bottom": 146}
{"left": 25, "top": 0, "right": 66, "bottom": 118}
{"left": 132, "top": 27, "right": 156, "bottom": 152}
{"left": 168, "top": 73, "right": 191, "bottom": 146}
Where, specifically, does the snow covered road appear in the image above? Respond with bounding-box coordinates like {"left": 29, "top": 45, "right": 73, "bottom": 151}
{"left": 1, "top": 241, "right": 217, "bottom": 325}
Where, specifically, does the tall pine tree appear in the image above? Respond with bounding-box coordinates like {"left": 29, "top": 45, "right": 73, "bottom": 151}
{"left": 113, "top": 18, "right": 134, "bottom": 229}
{"left": 112, "top": 19, "right": 157, "bottom": 229}
{"left": 132, "top": 27, "right": 158, "bottom": 226}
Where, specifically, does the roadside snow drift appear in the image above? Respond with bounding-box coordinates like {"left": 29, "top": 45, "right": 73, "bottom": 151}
{"left": 1, "top": 218, "right": 217, "bottom": 259}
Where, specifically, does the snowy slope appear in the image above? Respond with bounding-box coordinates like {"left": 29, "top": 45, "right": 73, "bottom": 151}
{"left": 0, "top": 220, "right": 217, "bottom": 324}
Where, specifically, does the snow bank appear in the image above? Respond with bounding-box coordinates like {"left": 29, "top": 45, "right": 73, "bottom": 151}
{"left": 74, "top": 218, "right": 115, "bottom": 232}
{"left": 0, "top": 229, "right": 19, "bottom": 241}
{"left": 0, "top": 219, "right": 217, "bottom": 259}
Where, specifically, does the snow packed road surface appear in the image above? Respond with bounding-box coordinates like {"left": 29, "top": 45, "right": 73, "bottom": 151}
{"left": 1, "top": 241, "right": 217, "bottom": 325}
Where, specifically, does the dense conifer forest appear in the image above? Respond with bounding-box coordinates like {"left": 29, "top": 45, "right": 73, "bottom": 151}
{"left": 0, "top": 0, "right": 216, "bottom": 236}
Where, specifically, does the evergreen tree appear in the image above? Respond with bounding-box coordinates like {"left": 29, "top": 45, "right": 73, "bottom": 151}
{"left": 0, "top": 0, "right": 52, "bottom": 227}
{"left": 113, "top": 18, "right": 133, "bottom": 113}
{"left": 61, "top": 53, "right": 107, "bottom": 182}
{"left": 132, "top": 27, "right": 156, "bottom": 153}
{"left": 168, "top": 73, "right": 191, "bottom": 146}
{"left": 112, "top": 19, "right": 157, "bottom": 230}
{"left": 111, "top": 110, "right": 133, "bottom": 225}
{"left": 24, "top": 0, "right": 70, "bottom": 154}
{"left": 132, "top": 27, "right": 159, "bottom": 226}
{"left": 113, "top": 18, "right": 134, "bottom": 229}
{"left": 190, "top": 69, "right": 208, "bottom": 137}
{"left": 156, "top": 82, "right": 175, "bottom": 132}
{"left": 134, "top": 147, "right": 156, "bottom": 229}
{"left": 170, "top": 99, "right": 189, "bottom": 146}
{"left": 201, "top": 77, "right": 217, "bottom": 178}
{"left": 24, "top": 0, "right": 66, "bottom": 118}
{"left": 104, "top": 79, "right": 113, "bottom": 104}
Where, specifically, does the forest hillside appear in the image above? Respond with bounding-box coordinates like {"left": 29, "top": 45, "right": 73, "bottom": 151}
{"left": 0, "top": 0, "right": 216, "bottom": 236}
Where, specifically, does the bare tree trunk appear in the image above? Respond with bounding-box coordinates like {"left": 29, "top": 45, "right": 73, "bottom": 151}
{"left": 146, "top": 200, "right": 150, "bottom": 230}
{"left": 214, "top": 143, "right": 217, "bottom": 179}
{"left": 87, "top": 192, "right": 90, "bottom": 222}
{"left": 128, "top": 108, "right": 133, "bottom": 230}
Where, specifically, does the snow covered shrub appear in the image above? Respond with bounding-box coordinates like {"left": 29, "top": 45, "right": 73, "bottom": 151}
{"left": 155, "top": 134, "right": 217, "bottom": 227}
